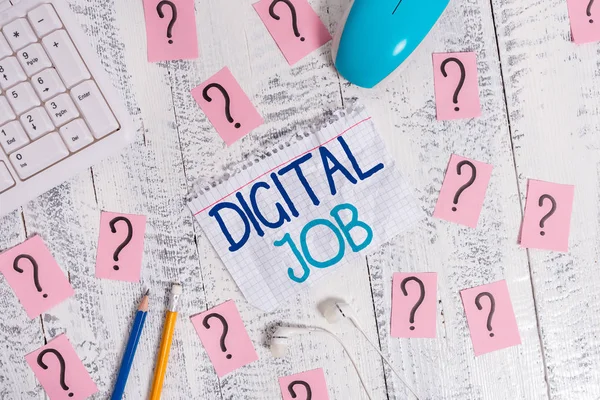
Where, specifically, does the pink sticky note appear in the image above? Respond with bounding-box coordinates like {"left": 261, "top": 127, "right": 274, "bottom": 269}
{"left": 433, "top": 52, "right": 481, "bottom": 120}
{"left": 253, "top": 0, "right": 332, "bottom": 65}
{"left": 279, "top": 368, "right": 330, "bottom": 400}
{"left": 143, "top": 0, "right": 198, "bottom": 62}
{"left": 391, "top": 272, "right": 437, "bottom": 338}
{"left": 95, "top": 212, "right": 147, "bottom": 282}
{"left": 25, "top": 334, "right": 98, "bottom": 400}
{"left": 191, "top": 67, "right": 263, "bottom": 145}
{"left": 191, "top": 300, "right": 258, "bottom": 377}
{"left": 519, "top": 180, "right": 574, "bottom": 252}
{"left": 568, "top": 0, "right": 600, "bottom": 43}
{"left": 0, "top": 235, "right": 74, "bottom": 319}
{"left": 433, "top": 154, "right": 493, "bottom": 228}
{"left": 461, "top": 280, "right": 521, "bottom": 356}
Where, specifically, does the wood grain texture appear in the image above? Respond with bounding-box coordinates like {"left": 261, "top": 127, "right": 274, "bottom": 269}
{"left": 171, "top": 0, "right": 389, "bottom": 398}
{"left": 1, "top": 0, "right": 598, "bottom": 398}
{"left": 339, "top": 0, "right": 549, "bottom": 397}
{"left": 492, "top": 0, "right": 600, "bottom": 398}
{"left": 0, "top": 213, "right": 43, "bottom": 400}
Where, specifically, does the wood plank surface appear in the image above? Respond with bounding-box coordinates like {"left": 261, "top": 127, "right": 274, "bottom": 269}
{"left": 338, "top": 0, "right": 549, "bottom": 397}
{"left": 0, "top": 0, "right": 598, "bottom": 398}
{"left": 492, "top": 0, "right": 600, "bottom": 398}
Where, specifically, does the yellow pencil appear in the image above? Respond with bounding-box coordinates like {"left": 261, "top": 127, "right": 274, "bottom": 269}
{"left": 149, "top": 283, "right": 182, "bottom": 400}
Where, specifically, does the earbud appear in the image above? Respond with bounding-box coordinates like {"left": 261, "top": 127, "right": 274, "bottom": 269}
{"left": 270, "top": 326, "right": 303, "bottom": 357}
{"left": 270, "top": 341, "right": 287, "bottom": 358}
{"left": 319, "top": 299, "right": 357, "bottom": 324}
{"left": 270, "top": 299, "right": 420, "bottom": 399}
{"left": 319, "top": 298, "right": 421, "bottom": 400}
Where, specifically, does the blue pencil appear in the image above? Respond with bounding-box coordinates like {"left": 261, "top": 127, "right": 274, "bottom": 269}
{"left": 111, "top": 290, "right": 149, "bottom": 400}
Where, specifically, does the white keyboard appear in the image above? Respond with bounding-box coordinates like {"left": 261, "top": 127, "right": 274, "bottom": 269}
{"left": 0, "top": 0, "right": 134, "bottom": 215}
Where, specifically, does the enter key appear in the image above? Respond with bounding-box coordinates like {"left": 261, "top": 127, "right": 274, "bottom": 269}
{"left": 70, "top": 80, "right": 119, "bottom": 139}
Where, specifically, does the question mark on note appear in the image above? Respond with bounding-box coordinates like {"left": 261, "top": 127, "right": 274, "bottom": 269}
{"left": 202, "top": 83, "right": 241, "bottom": 129}
{"left": 538, "top": 194, "right": 557, "bottom": 236}
{"left": 203, "top": 313, "right": 232, "bottom": 359}
{"left": 37, "top": 349, "right": 73, "bottom": 397}
{"left": 400, "top": 276, "right": 425, "bottom": 331}
{"left": 441, "top": 57, "right": 466, "bottom": 112}
{"left": 475, "top": 291, "right": 495, "bottom": 338}
{"left": 13, "top": 254, "right": 47, "bottom": 298}
{"left": 452, "top": 160, "right": 477, "bottom": 212}
{"left": 269, "top": 0, "right": 305, "bottom": 42}
{"left": 288, "top": 380, "right": 312, "bottom": 400}
{"left": 588, "top": 0, "right": 595, "bottom": 23}
{"left": 109, "top": 216, "right": 133, "bottom": 271}
{"left": 157, "top": 0, "right": 177, "bottom": 44}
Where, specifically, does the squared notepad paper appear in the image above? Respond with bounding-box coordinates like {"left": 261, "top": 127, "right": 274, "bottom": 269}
{"left": 188, "top": 103, "right": 423, "bottom": 311}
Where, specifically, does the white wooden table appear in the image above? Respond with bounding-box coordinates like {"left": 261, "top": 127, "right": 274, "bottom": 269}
{"left": 1, "top": 0, "right": 599, "bottom": 398}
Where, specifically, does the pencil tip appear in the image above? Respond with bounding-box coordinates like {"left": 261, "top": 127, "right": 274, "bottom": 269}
{"left": 139, "top": 291, "right": 150, "bottom": 311}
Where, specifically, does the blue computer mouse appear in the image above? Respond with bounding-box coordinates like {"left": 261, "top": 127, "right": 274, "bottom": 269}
{"left": 332, "top": 0, "right": 450, "bottom": 88}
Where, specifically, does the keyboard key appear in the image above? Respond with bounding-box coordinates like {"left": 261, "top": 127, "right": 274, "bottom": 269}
{"left": 0, "top": 1, "right": 11, "bottom": 13}
{"left": 0, "top": 96, "right": 16, "bottom": 125}
{"left": 28, "top": 4, "right": 63, "bottom": 37}
{"left": 0, "top": 34, "right": 12, "bottom": 59}
{"left": 17, "top": 43, "right": 52, "bottom": 76}
{"left": 3, "top": 19, "right": 37, "bottom": 51}
{"left": 20, "top": 107, "right": 54, "bottom": 139}
{"left": 59, "top": 119, "right": 93, "bottom": 152}
{"left": 10, "top": 131, "right": 68, "bottom": 179}
{"left": 0, "top": 161, "right": 15, "bottom": 192}
{"left": 0, "top": 120, "right": 29, "bottom": 154}
{"left": 42, "top": 30, "right": 90, "bottom": 88}
{"left": 7, "top": 82, "right": 40, "bottom": 114}
{"left": 45, "top": 93, "right": 78, "bottom": 126}
{"left": 0, "top": 57, "right": 27, "bottom": 90}
{"left": 70, "top": 81, "right": 119, "bottom": 139}
{"left": 32, "top": 68, "right": 65, "bottom": 101}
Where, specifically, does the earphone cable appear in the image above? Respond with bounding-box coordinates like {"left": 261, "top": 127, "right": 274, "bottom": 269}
{"left": 349, "top": 320, "right": 420, "bottom": 400}
{"left": 308, "top": 327, "right": 374, "bottom": 400}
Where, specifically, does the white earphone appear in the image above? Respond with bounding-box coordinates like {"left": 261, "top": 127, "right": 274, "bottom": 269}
{"left": 270, "top": 325, "right": 375, "bottom": 400}
{"left": 271, "top": 299, "right": 420, "bottom": 400}
{"left": 319, "top": 299, "right": 420, "bottom": 399}
{"left": 270, "top": 326, "right": 305, "bottom": 358}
